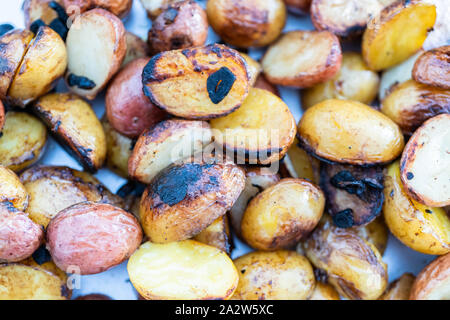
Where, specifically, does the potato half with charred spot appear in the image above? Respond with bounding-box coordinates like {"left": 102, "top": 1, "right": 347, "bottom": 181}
{"left": 298, "top": 99, "right": 405, "bottom": 165}
{"left": 210, "top": 88, "right": 296, "bottom": 164}
{"left": 140, "top": 159, "right": 246, "bottom": 243}
{"left": 193, "top": 215, "right": 231, "bottom": 254}
{"left": 206, "top": 0, "right": 286, "bottom": 48}
{"left": 20, "top": 165, "right": 124, "bottom": 228}
{"left": 284, "top": 0, "right": 311, "bottom": 15}
{"left": 400, "top": 114, "right": 450, "bottom": 207}
{"left": 139, "top": 0, "right": 183, "bottom": 20}
{"left": 128, "top": 119, "right": 212, "bottom": 184}
{"left": 33, "top": 93, "right": 106, "bottom": 172}
{"left": 383, "top": 161, "right": 450, "bottom": 255}
{"left": 121, "top": 32, "right": 149, "bottom": 68}
{"left": 379, "top": 273, "right": 415, "bottom": 300}
{"left": 142, "top": 44, "right": 249, "bottom": 119}
{"left": 47, "top": 202, "right": 142, "bottom": 275}
{"left": 308, "top": 282, "right": 340, "bottom": 300}
{"left": 62, "top": 0, "right": 133, "bottom": 18}
{"left": 65, "top": 8, "right": 126, "bottom": 100}
{"left": 232, "top": 251, "right": 315, "bottom": 300}
{"left": 241, "top": 178, "right": 325, "bottom": 251}
{"left": 0, "top": 166, "right": 28, "bottom": 211}
{"left": 240, "top": 53, "right": 261, "bottom": 87}
{"left": 412, "top": 46, "right": 450, "bottom": 90}
{"left": 262, "top": 30, "right": 342, "bottom": 88}
{"left": 0, "top": 112, "right": 47, "bottom": 172}
{"left": 282, "top": 138, "right": 320, "bottom": 184}
{"left": 362, "top": 1, "right": 437, "bottom": 71}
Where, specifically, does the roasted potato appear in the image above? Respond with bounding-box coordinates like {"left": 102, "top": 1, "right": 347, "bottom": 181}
{"left": 298, "top": 99, "right": 405, "bottom": 165}
{"left": 254, "top": 74, "right": 279, "bottom": 96}
{"left": 62, "top": 0, "right": 133, "bottom": 18}
{"left": 33, "top": 93, "right": 107, "bottom": 172}
{"left": 140, "top": 158, "right": 246, "bottom": 243}
{"left": 121, "top": 32, "right": 149, "bottom": 68}
{"left": 400, "top": 114, "right": 450, "bottom": 207}
{"left": 142, "top": 44, "right": 250, "bottom": 119}
{"left": 0, "top": 112, "right": 47, "bottom": 172}
{"left": 23, "top": 0, "right": 64, "bottom": 28}
{"left": 284, "top": 0, "right": 311, "bottom": 15}
{"left": 352, "top": 217, "right": 389, "bottom": 256}
{"left": 128, "top": 119, "right": 212, "bottom": 184}
{"left": 210, "top": 88, "right": 296, "bottom": 164}
{"left": 308, "top": 282, "right": 340, "bottom": 300}
{"left": 0, "top": 166, "right": 28, "bottom": 211}
{"left": 379, "top": 273, "right": 415, "bottom": 300}
{"left": 232, "top": 251, "right": 315, "bottom": 300}
{"left": 412, "top": 45, "right": 450, "bottom": 90}
{"left": 383, "top": 161, "right": 450, "bottom": 255}
{"left": 362, "top": 0, "right": 437, "bottom": 71}
{"left": 65, "top": 8, "right": 126, "bottom": 100}
{"left": 128, "top": 240, "right": 239, "bottom": 300}
{"left": 282, "top": 138, "right": 320, "bottom": 184}
{"left": 20, "top": 165, "right": 124, "bottom": 227}
{"left": 139, "top": 0, "right": 183, "bottom": 20}
{"left": 193, "top": 215, "right": 231, "bottom": 254}
{"left": 206, "top": 0, "right": 286, "bottom": 48}
{"left": 47, "top": 202, "right": 142, "bottom": 275}
{"left": 75, "top": 294, "right": 112, "bottom": 300}
{"left": 240, "top": 53, "right": 261, "bottom": 87}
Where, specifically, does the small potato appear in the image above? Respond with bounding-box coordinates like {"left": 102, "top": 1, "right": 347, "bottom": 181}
{"left": 142, "top": 44, "right": 249, "bottom": 119}
{"left": 128, "top": 240, "right": 238, "bottom": 300}
{"left": 362, "top": 0, "right": 437, "bottom": 71}
{"left": 410, "top": 253, "right": 450, "bottom": 300}
{"left": 139, "top": 0, "right": 183, "bottom": 20}
{"left": 232, "top": 251, "right": 315, "bottom": 300}
{"left": 381, "top": 80, "right": 450, "bottom": 135}
{"left": 33, "top": 93, "right": 106, "bottom": 172}
{"left": 240, "top": 53, "right": 261, "bottom": 87}
{"left": 304, "top": 218, "right": 388, "bottom": 300}
{"left": 47, "top": 202, "right": 142, "bottom": 275}
{"left": 302, "top": 52, "right": 380, "bottom": 110}
{"left": 128, "top": 119, "right": 212, "bottom": 184}
{"left": 210, "top": 88, "right": 296, "bottom": 164}
{"left": 241, "top": 178, "right": 325, "bottom": 251}
{"left": 379, "top": 273, "right": 415, "bottom": 300}
{"left": 352, "top": 217, "right": 389, "bottom": 256}
{"left": 121, "top": 32, "right": 149, "bottom": 68}
{"left": 65, "top": 8, "right": 126, "bottom": 100}
{"left": 23, "top": 0, "right": 63, "bottom": 28}
{"left": 62, "top": 0, "right": 133, "bottom": 18}
{"left": 0, "top": 166, "right": 28, "bottom": 211}
{"left": 298, "top": 99, "right": 405, "bottom": 165}
{"left": 206, "top": 0, "right": 286, "bottom": 48}
{"left": 284, "top": 0, "right": 311, "bottom": 15}
{"left": 20, "top": 165, "right": 124, "bottom": 228}
{"left": 282, "top": 138, "right": 320, "bottom": 184}
{"left": 193, "top": 215, "right": 231, "bottom": 254}
{"left": 140, "top": 159, "right": 246, "bottom": 243}
{"left": 383, "top": 161, "right": 450, "bottom": 255}
{"left": 254, "top": 74, "right": 279, "bottom": 96}
{"left": 148, "top": 0, "right": 208, "bottom": 54}
{"left": 262, "top": 31, "right": 342, "bottom": 88}
{"left": 308, "top": 282, "right": 340, "bottom": 300}
{"left": 0, "top": 112, "right": 47, "bottom": 172}
{"left": 400, "top": 114, "right": 450, "bottom": 207}
{"left": 412, "top": 45, "right": 450, "bottom": 90}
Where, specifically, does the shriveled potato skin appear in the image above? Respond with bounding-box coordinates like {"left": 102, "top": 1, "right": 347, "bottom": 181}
{"left": 121, "top": 32, "right": 149, "bottom": 68}
{"left": 23, "top": 0, "right": 62, "bottom": 28}
{"left": 193, "top": 215, "right": 231, "bottom": 254}
{"left": 413, "top": 46, "right": 450, "bottom": 90}
{"left": 0, "top": 166, "right": 29, "bottom": 211}
{"left": 298, "top": 99, "right": 404, "bottom": 165}
{"left": 410, "top": 253, "right": 450, "bottom": 300}
{"left": 206, "top": 0, "right": 287, "bottom": 48}
{"left": 140, "top": 159, "right": 246, "bottom": 243}
{"left": 62, "top": 0, "right": 133, "bottom": 18}
{"left": 379, "top": 273, "right": 415, "bottom": 300}
{"left": 148, "top": 0, "right": 208, "bottom": 54}
{"left": 139, "top": 0, "right": 184, "bottom": 20}
{"left": 308, "top": 282, "right": 340, "bottom": 300}
{"left": 232, "top": 251, "right": 315, "bottom": 300}
{"left": 47, "top": 202, "right": 142, "bottom": 275}
{"left": 284, "top": 0, "right": 311, "bottom": 14}
{"left": 381, "top": 80, "right": 450, "bottom": 135}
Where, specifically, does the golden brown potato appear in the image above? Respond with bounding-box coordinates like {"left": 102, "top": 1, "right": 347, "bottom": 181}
{"left": 33, "top": 93, "right": 106, "bottom": 172}
{"left": 308, "top": 282, "right": 340, "bottom": 300}
{"left": 65, "top": 8, "right": 126, "bottom": 100}
{"left": 128, "top": 119, "right": 212, "bottom": 184}
{"left": 282, "top": 138, "right": 320, "bottom": 184}
{"left": 362, "top": 0, "right": 437, "bottom": 71}
{"left": 62, "top": 0, "right": 133, "bottom": 18}
{"left": 410, "top": 253, "right": 450, "bottom": 300}
{"left": 254, "top": 74, "right": 279, "bottom": 96}
{"left": 412, "top": 45, "right": 450, "bottom": 90}
{"left": 352, "top": 217, "right": 389, "bottom": 256}
{"left": 140, "top": 158, "right": 246, "bottom": 243}
{"left": 210, "top": 88, "right": 296, "bottom": 164}
{"left": 298, "top": 99, "right": 405, "bottom": 165}
{"left": 47, "top": 202, "right": 142, "bottom": 275}
{"left": 0, "top": 112, "right": 47, "bottom": 172}
{"left": 304, "top": 218, "right": 388, "bottom": 300}
{"left": 139, "top": 0, "right": 183, "bottom": 20}
{"left": 106, "top": 57, "right": 167, "bottom": 138}
{"left": 262, "top": 31, "right": 342, "bottom": 88}
{"left": 240, "top": 53, "right": 261, "bottom": 87}
{"left": 0, "top": 166, "right": 28, "bottom": 211}
{"left": 400, "top": 114, "right": 450, "bottom": 207}
{"left": 193, "top": 215, "right": 231, "bottom": 254}
{"left": 121, "top": 32, "right": 149, "bottom": 68}
{"left": 241, "top": 178, "right": 325, "bottom": 251}
{"left": 232, "top": 251, "right": 315, "bottom": 300}
{"left": 23, "top": 0, "right": 62, "bottom": 28}
{"left": 20, "top": 165, "right": 124, "bottom": 228}
{"left": 302, "top": 52, "right": 380, "bottom": 110}
{"left": 206, "top": 0, "right": 286, "bottom": 48}
{"left": 383, "top": 161, "right": 450, "bottom": 255}
{"left": 75, "top": 294, "right": 112, "bottom": 300}
{"left": 148, "top": 0, "right": 208, "bottom": 54}
{"left": 379, "top": 273, "right": 415, "bottom": 300}
{"left": 284, "top": 0, "right": 311, "bottom": 15}
{"left": 142, "top": 44, "right": 250, "bottom": 119}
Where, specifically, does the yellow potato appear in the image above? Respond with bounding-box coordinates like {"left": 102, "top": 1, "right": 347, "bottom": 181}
{"left": 102, "top": 118, "right": 133, "bottom": 178}
{"left": 240, "top": 53, "right": 261, "bottom": 86}
{"left": 0, "top": 166, "right": 28, "bottom": 211}
{"left": 379, "top": 273, "right": 415, "bottom": 300}
{"left": 282, "top": 138, "right": 320, "bottom": 184}
{"left": 193, "top": 215, "right": 231, "bottom": 254}
{"left": 308, "top": 282, "right": 340, "bottom": 300}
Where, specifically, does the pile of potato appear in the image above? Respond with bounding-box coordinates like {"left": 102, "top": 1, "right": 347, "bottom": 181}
{"left": 0, "top": 0, "right": 448, "bottom": 300}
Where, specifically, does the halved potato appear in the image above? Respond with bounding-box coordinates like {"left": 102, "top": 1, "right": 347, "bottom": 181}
{"left": 128, "top": 240, "right": 239, "bottom": 300}
{"left": 139, "top": 0, "right": 183, "bottom": 20}
{"left": 362, "top": 0, "right": 437, "bottom": 71}
{"left": 412, "top": 45, "right": 450, "bottom": 89}
{"left": 379, "top": 273, "right": 415, "bottom": 300}
{"left": 121, "top": 32, "right": 149, "bottom": 68}
{"left": 282, "top": 138, "right": 320, "bottom": 184}
{"left": 400, "top": 114, "right": 450, "bottom": 207}
{"left": 142, "top": 44, "right": 250, "bottom": 119}
{"left": 210, "top": 88, "right": 296, "bottom": 164}
{"left": 240, "top": 53, "right": 261, "bottom": 87}
{"left": 193, "top": 215, "right": 231, "bottom": 254}
{"left": 0, "top": 166, "right": 28, "bottom": 211}
{"left": 262, "top": 30, "right": 342, "bottom": 88}
{"left": 308, "top": 282, "right": 340, "bottom": 300}
{"left": 62, "top": 0, "right": 133, "bottom": 18}
{"left": 33, "top": 93, "right": 106, "bottom": 172}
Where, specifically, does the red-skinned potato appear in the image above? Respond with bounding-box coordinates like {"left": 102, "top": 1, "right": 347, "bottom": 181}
{"left": 75, "top": 294, "right": 112, "bottom": 300}
{"left": 412, "top": 45, "right": 450, "bottom": 90}
{"left": 62, "top": 0, "right": 133, "bottom": 18}
{"left": 284, "top": 0, "right": 311, "bottom": 15}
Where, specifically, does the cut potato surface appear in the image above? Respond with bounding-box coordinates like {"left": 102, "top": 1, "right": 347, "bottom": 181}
{"left": 412, "top": 45, "right": 450, "bottom": 89}
{"left": 0, "top": 166, "right": 28, "bottom": 211}
{"left": 102, "top": 118, "right": 133, "bottom": 178}
{"left": 128, "top": 240, "right": 238, "bottom": 300}
{"left": 283, "top": 138, "right": 320, "bottom": 184}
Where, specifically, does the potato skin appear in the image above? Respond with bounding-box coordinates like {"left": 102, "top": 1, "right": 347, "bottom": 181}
{"left": 75, "top": 294, "right": 112, "bottom": 300}
{"left": 47, "top": 202, "right": 142, "bottom": 275}
{"left": 353, "top": 217, "right": 388, "bottom": 256}
{"left": 139, "top": 0, "right": 184, "bottom": 20}
{"left": 412, "top": 46, "right": 450, "bottom": 90}
{"left": 284, "top": 0, "right": 311, "bottom": 14}
{"left": 23, "top": 0, "right": 65, "bottom": 28}
{"left": 0, "top": 166, "right": 29, "bottom": 211}
{"left": 232, "top": 251, "right": 315, "bottom": 300}
{"left": 308, "top": 282, "right": 340, "bottom": 300}
{"left": 122, "top": 32, "right": 149, "bottom": 68}
{"left": 193, "top": 215, "right": 231, "bottom": 254}
{"left": 254, "top": 74, "right": 279, "bottom": 96}
{"left": 283, "top": 137, "right": 320, "bottom": 184}
{"left": 379, "top": 273, "right": 415, "bottom": 300}
{"left": 240, "top": 53, "right": 261, "bottom": 87}
{"left": 62, "top": 0, "right": 133, "bottom": 18}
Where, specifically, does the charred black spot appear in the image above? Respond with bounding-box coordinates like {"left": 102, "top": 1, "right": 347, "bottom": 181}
{"left": 425, "top": 209, "right": 433, "bottom": 214}
{"left": 210, "top": 46, "right": 223, "bottom": 58}
{"left": 117, "top": 181, "right": 146, "bottom": 198}
{"left": 207, "top": 67, "right": 236, "bottom": 104}
{"left": 333, "top": 209, "right": 354, "bottom": 228}
{"left": 30, "top": 19, "right": 46, "bottom": 34}
{"left": 0, "top": 55, "right": 11, "bottom": 75}
{"left": 330, "top": 170, "right": 383, "bottom": 203}
{"left": 390, "top": 189, "right": 394, "bottom": 198}
{"left": 48, "top": 18, "right": 68, "bottom": 41}
{"left": 0, "top": 24, "right": 14, "bottom": 37}
{"left": 170, "top": 35, "right": 191, "bottom": 49}
{"left": 241, "top": 269, "right": 246, "bottom": 274}
{"left": 406, "top": 172, "right": 414, "bottom": 180}
{"left": 314, "top": 268, "right": 328, "bottom": 283}
{"left": 67, "top": 74, "right": 96, "bottom": 90}
{"left": 32, "top": 245, "right": 52, "bottom": 265}
{"left": 54, "top": 120, "right": 61, "bottom": 132}
{"left": 163, "top": 7, "right": 179, "bottom": 24}
{"left": 49, "top": 1, "right": 69, "bottom": 24}
{"left": 60, "top": 285, "right": 70, "bottom": 298}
